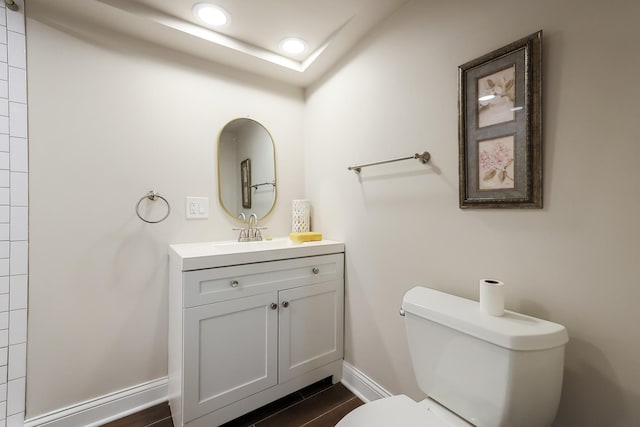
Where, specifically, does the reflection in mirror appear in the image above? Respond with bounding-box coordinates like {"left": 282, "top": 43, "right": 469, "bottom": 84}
{"left": 218, "top": 118, "right": 277, "bottom": 220}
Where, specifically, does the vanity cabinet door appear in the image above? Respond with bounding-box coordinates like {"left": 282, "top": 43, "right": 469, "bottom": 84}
{"left": 183, "top": 292, "right": 278, "bottom": 423}
{"left": 278, "top": 280, "right": 344, "bottom": 383}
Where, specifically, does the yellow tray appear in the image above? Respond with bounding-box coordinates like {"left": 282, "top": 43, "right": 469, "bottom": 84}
{"left": 289, "top": 232, "right": 322, "bottom": 243}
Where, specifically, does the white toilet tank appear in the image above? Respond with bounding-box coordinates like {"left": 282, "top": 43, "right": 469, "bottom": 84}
{"left": 402, "top": 287, "right": 568, "bottom": 427}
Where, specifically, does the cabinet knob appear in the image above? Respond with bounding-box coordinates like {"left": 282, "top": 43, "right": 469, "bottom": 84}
{"left": 230, "top": 280, "right": 239, "bottom": 288}
{"left": 312, "top": 267, "right": 320, "bottom": 275}
{"left": 270, "top": 303, "right": 278, "bottom": 310}
{"left": 282, "top": 301, "right": 290, "bottom": 308}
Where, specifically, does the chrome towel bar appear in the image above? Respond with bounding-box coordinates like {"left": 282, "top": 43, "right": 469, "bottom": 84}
{"left": 250, "top": 180, "right": 276, "bottom": 190}
{"left": 348, "top": 151, "right": 430, "bottom": 174}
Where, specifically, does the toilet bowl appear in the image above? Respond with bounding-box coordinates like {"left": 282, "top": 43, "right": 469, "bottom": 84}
{"left": 337, "top": 286, "right": 569, "bottom": 427}
{"left": 337, "top": 395, "right": 473, "bottom": 427}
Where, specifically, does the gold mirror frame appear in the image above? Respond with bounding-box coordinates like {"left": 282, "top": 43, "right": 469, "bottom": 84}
{"left": 217, "top": 118, "right": 277, "bottom": 221}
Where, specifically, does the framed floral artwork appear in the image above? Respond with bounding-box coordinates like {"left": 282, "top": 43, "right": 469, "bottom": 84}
{"left": 458, "top": 31, "right": 542, "bottom": 208}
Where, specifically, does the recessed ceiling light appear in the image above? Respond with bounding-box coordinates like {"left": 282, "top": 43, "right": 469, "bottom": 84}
{"left": 193, "top": 3, "right": 230, "bottom": 27}
{"left": 279, "top": 37, "right": 307, "bottom": 55}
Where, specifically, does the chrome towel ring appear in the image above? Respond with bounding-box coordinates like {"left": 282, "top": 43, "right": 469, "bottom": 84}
{"left": 136, "top": 190, "right": 170, "bottom": 224}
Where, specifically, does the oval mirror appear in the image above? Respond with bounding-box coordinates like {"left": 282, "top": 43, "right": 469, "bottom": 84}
{"left": 218, "top": 118, "right": 277, "bottom": 220}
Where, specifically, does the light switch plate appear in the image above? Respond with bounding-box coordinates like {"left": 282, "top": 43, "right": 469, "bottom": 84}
{"left": 186, "top": 197, "right": 209, "bottom": 219}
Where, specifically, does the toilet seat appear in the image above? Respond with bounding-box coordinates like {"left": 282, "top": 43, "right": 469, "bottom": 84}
{"left": 336, "top": 395, "right": 453, "bottom": 427}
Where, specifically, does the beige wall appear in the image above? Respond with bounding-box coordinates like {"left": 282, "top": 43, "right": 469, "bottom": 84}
{"left": 25, "top": 6, "right": 305, "bottom": 418}
{"left": 26, "top": 0, "right": 640, "bottom": 424}
{"left": 305, "top": 0, "right": 640, "bottom": 426}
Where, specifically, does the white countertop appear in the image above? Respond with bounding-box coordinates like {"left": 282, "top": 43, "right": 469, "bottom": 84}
{"left": 169, "top": 238, "right": 345, "bottom": 271}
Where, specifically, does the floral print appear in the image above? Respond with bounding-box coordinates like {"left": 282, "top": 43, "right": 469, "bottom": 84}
{"left": 478, "top": 136, "right": 515, "bottom": 190}
{"left": 478, "top": 66, "right": 516, "bottom": 128}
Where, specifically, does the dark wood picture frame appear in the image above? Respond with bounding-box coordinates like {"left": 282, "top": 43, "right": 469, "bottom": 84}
{"left": 458, "top": 31, "right": 542, "bottom": 208}
{"left": 240, "top": 158, "right": 252, "bottom": 209}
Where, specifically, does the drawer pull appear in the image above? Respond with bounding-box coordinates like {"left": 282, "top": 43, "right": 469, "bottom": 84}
{"left": 270, "top": 303, "right": 278, "bottom": 310}
{"left": 312, "top": 267, "right": 320, "bottom": 275}
{"left": 282, "top": 301, "right": 290, "bottom": 308}
{"left": 230, "top": 280, "right": 239, "bottom": 288}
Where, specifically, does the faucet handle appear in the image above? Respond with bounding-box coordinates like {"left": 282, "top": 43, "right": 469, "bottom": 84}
{"left": 254, "top": 227, "right": 267, "bottom": 241}
{"left": 232, "top": 227, "right": 248, "bottom": 242}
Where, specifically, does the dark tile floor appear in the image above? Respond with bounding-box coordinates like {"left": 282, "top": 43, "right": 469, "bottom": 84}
{"left": 102, "top": 402, "right": 173, "bottom": 427}
{"left": 102, "top": 377, "right": 362, "bottom": 427}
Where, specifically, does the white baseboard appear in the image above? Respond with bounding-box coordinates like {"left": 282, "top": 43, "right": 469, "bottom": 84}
{"left": 341, "top": 361, "right": 392, "bottom": 403}
{"left": 24, "top": 377, "right": 168, "bottom": 427}
{"left": 22, "top": 363, "right": 386, "bottom": 426}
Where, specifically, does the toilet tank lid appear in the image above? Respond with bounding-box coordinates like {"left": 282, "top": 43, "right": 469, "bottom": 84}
{"left": 402, "top": 287, "right": 569, "bottom": 351}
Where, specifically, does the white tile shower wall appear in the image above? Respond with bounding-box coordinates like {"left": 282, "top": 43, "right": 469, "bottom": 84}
{"left": 0, "top": 1, "right": 26, "bottom": 425}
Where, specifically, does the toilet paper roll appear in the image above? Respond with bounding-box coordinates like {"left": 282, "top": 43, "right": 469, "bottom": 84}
{"left": 479, "top": 279, "right": 505, "bottom": 316}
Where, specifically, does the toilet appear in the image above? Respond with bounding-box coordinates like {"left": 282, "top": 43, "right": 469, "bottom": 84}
{"left": 337, "top": 286, "right": 569, "bottom": 427}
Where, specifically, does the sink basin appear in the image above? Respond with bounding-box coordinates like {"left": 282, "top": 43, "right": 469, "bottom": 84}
{"left": 204, "top": 238, "right": 296, "bottom": 250}
{"left": 170, "top": 237, "right": 344, "bottom": 271}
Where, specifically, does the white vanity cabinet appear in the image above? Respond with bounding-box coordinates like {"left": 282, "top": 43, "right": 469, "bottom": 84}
{"left": 169, "top": 240, "right": 345, "bottom": 427}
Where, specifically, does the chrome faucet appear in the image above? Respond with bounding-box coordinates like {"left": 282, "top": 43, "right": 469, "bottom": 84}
{"left": 233, "top": 212, "right": 265, "bottom": 242}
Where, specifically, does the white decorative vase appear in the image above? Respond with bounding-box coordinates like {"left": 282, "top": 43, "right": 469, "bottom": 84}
{"left": 292, "top": 200, "right": 311, "bottom": 233}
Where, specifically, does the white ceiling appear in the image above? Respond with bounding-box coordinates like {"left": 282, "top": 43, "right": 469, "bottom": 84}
{"left": 30, "top": 0, "right": 409, "bottom": 87}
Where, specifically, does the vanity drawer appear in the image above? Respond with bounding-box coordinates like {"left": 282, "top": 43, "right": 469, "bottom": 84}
{"left": 183, "top": 253, "right": 343, "bottom": 308}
